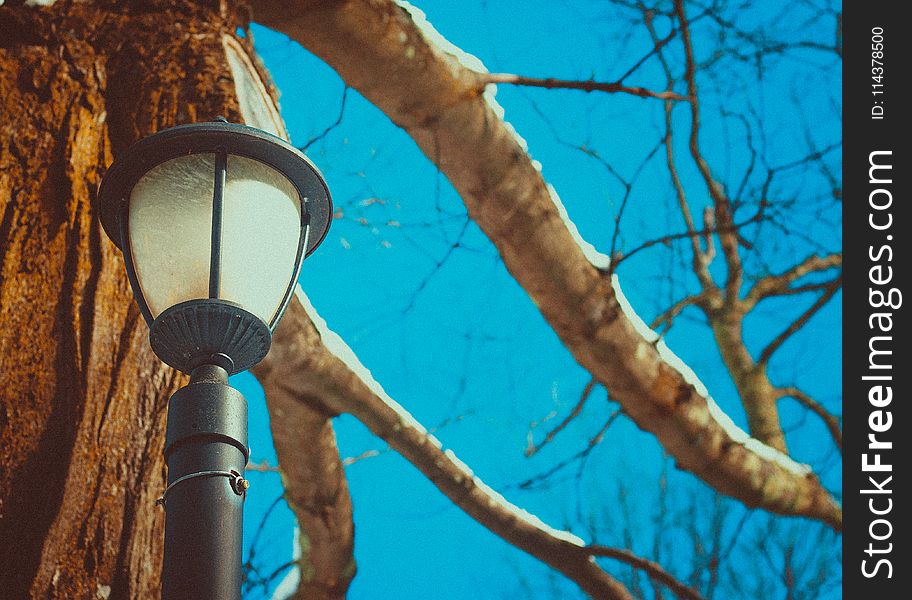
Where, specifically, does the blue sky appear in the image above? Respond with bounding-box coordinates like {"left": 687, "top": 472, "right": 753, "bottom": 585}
{"left": 233, "top": 2, "right": 842, "bottom": 598}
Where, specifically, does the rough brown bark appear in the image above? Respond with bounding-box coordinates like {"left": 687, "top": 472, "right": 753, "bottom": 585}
{"left": 0, "top": 2, "right": 270, "bottom": 596}
{"left": 249, "top": 0, "right": 841, "bottom": 529}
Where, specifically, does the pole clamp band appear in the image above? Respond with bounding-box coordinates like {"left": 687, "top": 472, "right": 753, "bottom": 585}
{"left": 155, "top": 469, "right": 249, "bottom": 507}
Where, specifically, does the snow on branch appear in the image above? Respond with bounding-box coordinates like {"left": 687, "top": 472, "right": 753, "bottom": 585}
{"left": 260, "top": 289, "right": 718, "bottom": 599}
{"left": 250, "top": 0, "right": 841, "bottom": 528}
{"left": 257, "top": 290, "right": 634, "bottom": 599}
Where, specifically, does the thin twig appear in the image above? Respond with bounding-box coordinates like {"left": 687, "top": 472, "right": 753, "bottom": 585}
{"left": 589, "top": 546, "right": 707, "bottom": 600}
{"left": 779, "top": 387, "right": 842, "bottom": 452}
{"left": 650, "top": 293, "right": 707, "bottom": 333}
{"left": 479, "top": 73, "right": 689, "bottom": 101}
{"left": 526, "top": 379, "right": 597, "bottom": 457}
{"left": 299, "top": 85, "right": 349, "bottom": 152}
{"left": 342, "top": 449, "right": 381, "bottom": 466}
{"left": 758, "top": 275, "right": 841, "bottom": 364}
{"left": 612, "top": 209, "right": 764, "bottom": 268}
{"left": 643, "top": 6, "right": 715, "bottom": 290}
{"left": 516, "top": 410, "right": 623, "bottom": 490}
{"left": 745, "top": 253, "right": 842, "bottom": 305}
{"left": 676, "top": 0, "right": 743, "bottom": 304}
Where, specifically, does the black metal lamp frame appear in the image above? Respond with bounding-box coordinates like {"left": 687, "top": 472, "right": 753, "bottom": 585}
{"left": 98, "top": 119, "right": 332, "bottom": 375}
{"left": 96, "top": 120, "right": 332, "bottom": 600}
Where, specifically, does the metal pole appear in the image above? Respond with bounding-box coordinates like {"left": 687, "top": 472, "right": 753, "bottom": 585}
{"left": 161, "top": 364, "right": 248, "bottom": 600}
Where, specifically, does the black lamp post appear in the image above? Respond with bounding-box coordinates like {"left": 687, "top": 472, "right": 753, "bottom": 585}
{"left": 96, "top": 120, "right": 332, "bottom": 600}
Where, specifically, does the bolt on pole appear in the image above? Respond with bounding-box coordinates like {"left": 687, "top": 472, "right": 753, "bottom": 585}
{"left": 160, "top": 364, "right": 248, "bottom": 600}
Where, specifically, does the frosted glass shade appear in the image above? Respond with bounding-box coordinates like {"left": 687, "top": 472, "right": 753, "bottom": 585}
{"left": 128, "top": 153, "right": 302, "bottom": 324}
{"left": 129, "top": 153, "right": 215, "bottom": 319}
{"left": 220, "top": 155, "right": 301, "bottom": 322}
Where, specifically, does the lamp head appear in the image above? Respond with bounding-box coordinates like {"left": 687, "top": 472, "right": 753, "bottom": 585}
{"left": 97, "top": 121, "right": 332, "bottom": 374}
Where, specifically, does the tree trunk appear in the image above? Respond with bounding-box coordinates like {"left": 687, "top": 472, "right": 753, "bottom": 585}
{"left": 0, "top": 2, "right": 252, "bottom": 596}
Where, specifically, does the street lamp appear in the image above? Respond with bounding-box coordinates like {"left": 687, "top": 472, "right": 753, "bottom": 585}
{"left": 97, "top": 119, "right": 332, "bottom": 600}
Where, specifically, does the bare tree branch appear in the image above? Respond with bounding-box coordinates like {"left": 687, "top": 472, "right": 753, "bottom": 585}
{"left": 745, "top": 253, "right": 842, "bottom": 306}
{"left": 246, "top": 460, "right": 281, "bottom": 472}
{"left": 298, "top": 84, "right": 349, "bottom": 152}
{"left": 478, "top": 72, "right": 689, "bottom": 101}
{"left": 643, "top": 7, "right": 716, "bottom": 292}
{"left": 588, "top": 546, "right": 706, "bottom": 600}
{"left": 611, "top": 208, "right": 763, "bottom": 269}
{"left": 778, "top": 387, "right": 842, "bottom": 452}
{"left": 758, "top": 276, "right": 841, "bottom": 365}
{"left": 518, "top": 409, "right": 623, "bottom": 490}
{"left": 243, "top": 495, "right": 295, "bottom": 597}
{"left": 249, "top": 359, "right": 356, "bottom": 600}
{"left": 526, "top": 378, "right": 597, "bottom": 457}
{"left": 256, "top": 291, "right": 635, "bottom": 599}
{"left": 635, "top": 1, "right": 838, "bottom": 456}
{"left": 675, "top": 0, "right": 743, "bottom": 305}
{"left": 650, "top": 293, "right": 708, "bottom": 332}
{"left": 251, "top": 0, "right": 841, "bottom": 528}
{"left": 474, "top": 0, "right": 692, "bottom": 105}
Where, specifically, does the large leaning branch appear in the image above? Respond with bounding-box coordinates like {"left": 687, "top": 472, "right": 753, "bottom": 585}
{"left": 249, "top": 361, "right": 356, "bottom": 600}
{"left": 224, "top": 41, "right": 357, "bottom": 598}
{"left": 257, "top": 291, "right": 635, "bottom": 600}
{"left": 251, "top": 0, "right": 841, "bottom": 528}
